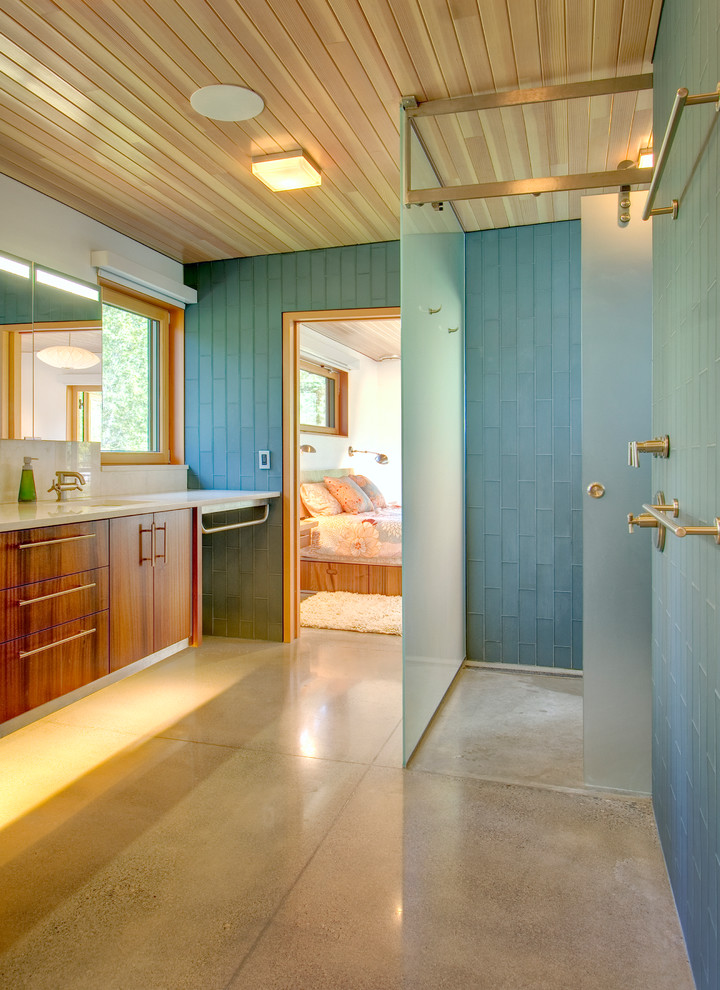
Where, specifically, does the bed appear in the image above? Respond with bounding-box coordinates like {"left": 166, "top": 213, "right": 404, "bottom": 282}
{"left": 299, "top": 468, "right": 402, "bottom": 596}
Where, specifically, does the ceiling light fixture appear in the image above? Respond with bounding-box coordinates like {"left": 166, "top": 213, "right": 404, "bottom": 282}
{"left": 190, "top": 85, "right": 264, "bottom": 121}
{"left": 36, "top": 345, "right": 100, "bottom": 370}
{"left": 251, "top": 151, "right": 322, "bottom": 192}
{"left": 0, "top": 254, "right": 30, "bottom": 279}
{"left": 35, "top": 269, "right": 100, "bottom": 301}
{"left": 638, "top": 146, "right": 654, "bottom": 169}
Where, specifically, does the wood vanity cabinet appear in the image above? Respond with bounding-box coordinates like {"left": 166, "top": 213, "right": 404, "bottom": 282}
{"left": 0, "top": 520, "right": 110, "bottom": 722}
{"left": 109, "top": 509, "right": 191, "bottom": 671}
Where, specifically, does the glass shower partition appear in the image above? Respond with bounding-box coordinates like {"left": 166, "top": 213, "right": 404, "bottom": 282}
{"left": 401, "top": 122, "right": 466, "bottom": 762}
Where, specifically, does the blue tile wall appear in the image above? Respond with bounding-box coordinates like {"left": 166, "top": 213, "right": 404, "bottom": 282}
{"left": 465, "top": 222, "right": 582, "bottom": 668}
{"left": 184, "top": 242, "right": 400, "bottom": 640}
{"left": 653, "top": 1, "right": 720, "bottom": 986}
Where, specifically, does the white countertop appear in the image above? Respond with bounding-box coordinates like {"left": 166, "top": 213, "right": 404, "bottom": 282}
{"left": 0, "top": 490, "right": 282, "bottom": 533}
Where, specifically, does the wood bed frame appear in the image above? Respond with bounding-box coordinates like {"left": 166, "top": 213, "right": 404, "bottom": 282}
{"left": 299, "top": 468, "right": 402, "bottom": 596}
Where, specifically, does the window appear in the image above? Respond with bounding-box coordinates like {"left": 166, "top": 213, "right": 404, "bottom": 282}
{"left": 99, "top": 285, "right": 182, "bottom": 464}
{"left": 299, "top": 359, "right": 348, "bottom": 435}
{"left": 67, "top": 385, "right": 102, "bottom": 443}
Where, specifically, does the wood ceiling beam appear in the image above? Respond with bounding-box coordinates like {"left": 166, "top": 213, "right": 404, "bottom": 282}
{"left": 406, "top": 73, "right": 653, "bottom": 118}
{"left": 406, "top": 168, "right": 653, "bottom": 205}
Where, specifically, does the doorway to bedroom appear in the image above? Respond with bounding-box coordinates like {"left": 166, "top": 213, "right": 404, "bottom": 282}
{"left": 281, "top": 307, "right": 401, "bottom": 643}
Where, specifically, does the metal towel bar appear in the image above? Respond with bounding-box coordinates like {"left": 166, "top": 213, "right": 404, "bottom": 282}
{"left": 643, "top": 83, "right": 720, "bottom": 220}
{"left": 641, "top": 502, "right": 720, "bottom": 543}
{"left": 201, "top": 503, "right": 270, "bottom": 535}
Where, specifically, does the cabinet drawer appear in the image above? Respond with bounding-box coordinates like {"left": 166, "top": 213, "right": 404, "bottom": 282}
{"left": 300, "top": 560, "right": 369, "bottom": 593}
{"left": 0, "top": 521, "right": 109, "bottom": 590}
{"left": 0, "top": 567, "right": 108, "bottom": 644}
{"left": 2, "top": 611, "right": 109, "bottom": 721}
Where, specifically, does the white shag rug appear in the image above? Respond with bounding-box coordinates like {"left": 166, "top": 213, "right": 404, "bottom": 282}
{"left": 300, "top": 592, "right": 402, "bottom": 636}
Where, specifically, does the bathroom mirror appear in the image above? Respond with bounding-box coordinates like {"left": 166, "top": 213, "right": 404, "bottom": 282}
{"left": 0, "top": 252, "right": 102, "bottom": 440}
{"left": 0, "top": 251, "right": 33, "bottom": 438}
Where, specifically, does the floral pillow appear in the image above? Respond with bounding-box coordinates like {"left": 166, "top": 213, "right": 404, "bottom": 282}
{"left": 353, "top": 474, "right": 387, "bottom": 510}
{"left": 323, "top": 475, "right": 373, "bottom": 514}
{"left": 300, "top": 482, "right": 343, "bottom": 517}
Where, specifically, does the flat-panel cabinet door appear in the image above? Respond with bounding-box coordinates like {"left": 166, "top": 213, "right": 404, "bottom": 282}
{"left": 109, "top": 514, "right": 154, "bottom": 672}
{"left": 152, "top": 510, "right": 191, "bottom": 652}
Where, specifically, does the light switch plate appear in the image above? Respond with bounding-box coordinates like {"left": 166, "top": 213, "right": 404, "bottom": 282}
{"left": 258, "top": 450, "right": 270, "bottom": 469}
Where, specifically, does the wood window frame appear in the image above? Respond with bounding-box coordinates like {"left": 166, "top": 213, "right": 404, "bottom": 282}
{"left": 66, "top": 384, "right": 102, "bottom": 441}
{"left": 298, "top": 358, "right": 348, "bottom": 436}
{"left": 98, "top": 279, "right": 184, "bottom": 466}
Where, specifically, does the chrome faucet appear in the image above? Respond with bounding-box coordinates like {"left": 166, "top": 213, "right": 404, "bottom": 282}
{"left": 48, "top": 470, "right": 87, "bottom": 501}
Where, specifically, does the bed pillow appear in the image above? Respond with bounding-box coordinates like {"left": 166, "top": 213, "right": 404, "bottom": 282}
{"left": 353, "top": 474, "right": 387, "bottom": 510}
{"left": 323, "top": 475, "right": 373, "bottom": 514}
{"left": 300, "top": 482, "right": 343, "bottom": 517}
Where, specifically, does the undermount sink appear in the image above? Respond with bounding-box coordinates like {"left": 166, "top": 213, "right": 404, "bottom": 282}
{"left": 78, "top": 498, "right": 141, "bottom": 507}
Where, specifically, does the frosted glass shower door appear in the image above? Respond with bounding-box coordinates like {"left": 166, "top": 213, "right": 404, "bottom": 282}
{"left": 401, "top": 134, "right": 466, "bottom": 762}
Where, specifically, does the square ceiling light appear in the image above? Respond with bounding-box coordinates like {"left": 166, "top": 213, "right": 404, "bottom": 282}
{"left": 638, "top": 146, "right": 654, "bottom": 168}
{"left": 251, "top": 151, "right": 321, "bottom": 191}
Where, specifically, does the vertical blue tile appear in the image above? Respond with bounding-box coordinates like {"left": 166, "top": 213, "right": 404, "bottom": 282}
{"left": 185, "top": 243, "right": 399, "bottom": 641}
{"left": 466, "top": 223, "right": 581, "bottom": 671}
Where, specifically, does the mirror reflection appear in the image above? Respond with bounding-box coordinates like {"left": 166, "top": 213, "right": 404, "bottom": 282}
{"left": 27, "top": 327, "right": 102, "bottom": 441}
{"left": 2, "top": 251, "right": 169, "bottom": 459}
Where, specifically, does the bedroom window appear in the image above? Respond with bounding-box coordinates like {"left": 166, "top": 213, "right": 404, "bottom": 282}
{"left": 299, "top": 359, "right": 348, "bottom": 435}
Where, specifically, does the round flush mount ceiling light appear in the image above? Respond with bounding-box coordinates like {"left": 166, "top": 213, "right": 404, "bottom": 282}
{"left": 190, "top": 85, "right": 264, "bottom": 121}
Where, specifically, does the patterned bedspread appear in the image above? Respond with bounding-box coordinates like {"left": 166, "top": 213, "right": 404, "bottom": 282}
{"left": 302, "top": 508, "right": 402, "bottom": 566}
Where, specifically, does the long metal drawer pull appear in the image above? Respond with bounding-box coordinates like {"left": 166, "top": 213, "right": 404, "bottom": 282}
{"left": 140, "top": 525, "right": 154, "bottom": 566}
{"left": 19, "top": 533, "right": 96, "bottom": 550}
{"left": 18, "top": 582, "right": 97, "bottom": 606}
{"left": 154, "top": 522, "right": 167, "bottom": 564}
{"left": 19, "top": 627, "right": 96, "bottom": 659}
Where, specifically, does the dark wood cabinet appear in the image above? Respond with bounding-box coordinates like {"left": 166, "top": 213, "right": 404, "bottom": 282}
{"left": 0, "top": 520, "right": 110, "bottom": 723}
{"left": 3, "top": 613, "right": 109, "bottom": 721}
{"left": 109, "top": 509, "right": 191, "bottom": 671}
{"left": 0, "top": 520, "right": 108, "bottom": 589}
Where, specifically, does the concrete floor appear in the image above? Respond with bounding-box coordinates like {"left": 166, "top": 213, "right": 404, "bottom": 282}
{"left": 411, "top": 666, "right": 584, "bottom": 789}
{"left": 0, "top": 631, "right": 693, "bottom": 990}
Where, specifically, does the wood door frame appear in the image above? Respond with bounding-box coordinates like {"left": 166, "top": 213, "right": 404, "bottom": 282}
{"left": 281, "top": 305, "right": 401, "bottom": 642}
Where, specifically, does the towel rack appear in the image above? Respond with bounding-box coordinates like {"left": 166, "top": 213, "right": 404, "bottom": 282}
{"left": 643, "top": 83, "right": 720, "bottom": 220}
{"left": 641, "top": 502, "right": 720, "bottom": 542}
{"left": 201, "top": 503, "right": 270, "bottom": 535}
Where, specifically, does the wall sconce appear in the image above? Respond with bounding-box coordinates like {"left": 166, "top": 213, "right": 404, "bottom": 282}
{"left": 251, "top": 150, "right": 321, "bottom": 191}
{"left": 638, "top": 146, "right": 654, "bottom": 169}
{"left": 618, "top": 184, "right": 631, "bottom": 224}
{"left": 300, "top": 444, "right": 316, "bottom": 453}
{"left": 348, "top": 446, "right": 389, "bottom": 464}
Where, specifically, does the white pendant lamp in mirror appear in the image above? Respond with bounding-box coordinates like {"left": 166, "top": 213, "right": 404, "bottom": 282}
{"left": 36, "top": 345, "right": 100, "bottom": 370}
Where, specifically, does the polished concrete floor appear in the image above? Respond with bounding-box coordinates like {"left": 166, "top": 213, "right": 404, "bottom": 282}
{"left": 0, "top": 632, "right": 693, "bottom": 989}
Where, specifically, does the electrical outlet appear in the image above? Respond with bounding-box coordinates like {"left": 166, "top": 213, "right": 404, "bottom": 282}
{"left": 258, "top": 450, "right": 270, "bottom": 470}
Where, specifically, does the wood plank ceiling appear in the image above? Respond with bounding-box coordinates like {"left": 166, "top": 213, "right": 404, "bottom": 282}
{"left": 300, "top": 318, "right": 401, "bottom": 361}
{"left": 0, "top": 0, "right": 662, "bottom": 264}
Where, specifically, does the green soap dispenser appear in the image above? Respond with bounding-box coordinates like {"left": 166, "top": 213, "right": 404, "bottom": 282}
{"left": 18, "top": 456, "right": 38, "bottom": 502}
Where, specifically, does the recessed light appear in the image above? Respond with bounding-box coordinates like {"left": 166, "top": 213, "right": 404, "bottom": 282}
{"left": 190, "top": 85, "right": 264, "bottom": 121}
{"left": 251, "top": 151, "right": 322, "bottom": 191}
{"left": 638, "top": 147, "right": 654, "bottom": 168}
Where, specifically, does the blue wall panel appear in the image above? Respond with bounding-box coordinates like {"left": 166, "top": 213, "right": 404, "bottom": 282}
{"left": 653, "top": 0, "right": 720, "bottom": 985}
{"left": 184, "top": 242, "right": 400, "bottom": 640}
{"left": 465, "top": 222, "right": 582, "bottom": 668}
